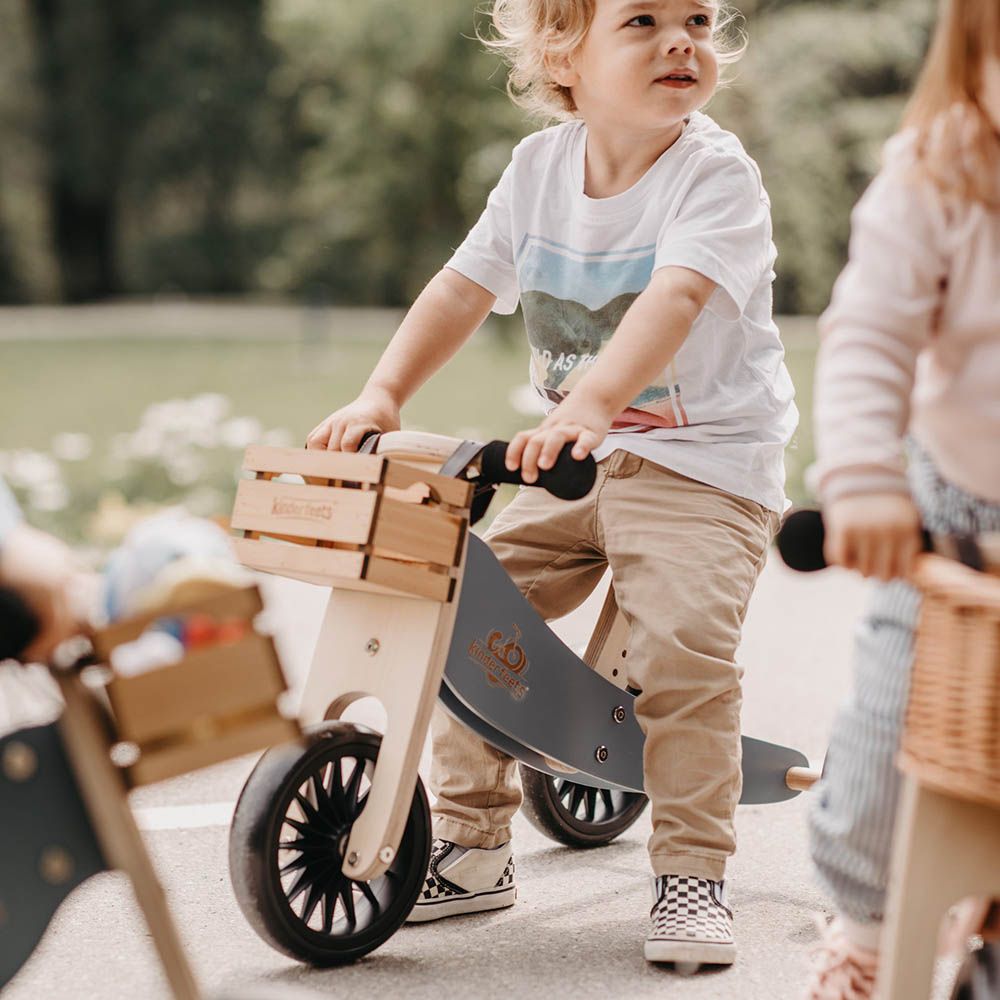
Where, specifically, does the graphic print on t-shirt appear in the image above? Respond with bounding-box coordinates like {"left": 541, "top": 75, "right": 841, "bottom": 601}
{"left": 516, "top": 235, "right": 689, "bottom": 429}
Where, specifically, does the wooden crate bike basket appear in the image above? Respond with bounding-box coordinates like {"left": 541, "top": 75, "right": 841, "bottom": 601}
{"left": 230, "top": 445, "right": 472, "bottom": 601}
{"left": 93, "top": 585, "right": 299, "bottom": 786}
{"left": 899, "top": 556, "right": 1000, "bottom": 808}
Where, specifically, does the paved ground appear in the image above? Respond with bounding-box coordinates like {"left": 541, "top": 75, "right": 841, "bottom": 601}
{"left": 3, "top": 557, "right": 872, "bottom": 1000}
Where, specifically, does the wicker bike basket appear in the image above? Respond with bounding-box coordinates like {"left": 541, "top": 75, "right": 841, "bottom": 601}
{"left": 898, "top": 556, "right": 1000, "bottom": 809}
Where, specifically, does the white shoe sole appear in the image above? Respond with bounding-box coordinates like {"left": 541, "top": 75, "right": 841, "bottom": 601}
{"left": 406, "top": 884, "right": 516, "bottom": 923}
{"left": 643, "top": 937, "right": 736, "bottom": 967}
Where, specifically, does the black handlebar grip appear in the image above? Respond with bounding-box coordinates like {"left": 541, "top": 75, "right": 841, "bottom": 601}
{"left": 0, "top": 586, "right": 40, "bottom": 661}
{"left": 479, "top": 440, "right": 597, "bottom": 501}
{"left": 777, "top": 508, "right": 933, "bottom": 573}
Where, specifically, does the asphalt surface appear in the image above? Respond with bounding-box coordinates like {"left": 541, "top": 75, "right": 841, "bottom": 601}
{"left": 3, "top": 556, "right": 873, "bottom": 1000}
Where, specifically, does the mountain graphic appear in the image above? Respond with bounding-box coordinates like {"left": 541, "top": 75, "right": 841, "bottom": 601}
{"left": 521, "top": 290, "right": 679, "bottom": 419}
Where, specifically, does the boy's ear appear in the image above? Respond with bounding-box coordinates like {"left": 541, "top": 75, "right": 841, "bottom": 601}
{"left": 544, "top": 49, "right": 580, "bottom": 88}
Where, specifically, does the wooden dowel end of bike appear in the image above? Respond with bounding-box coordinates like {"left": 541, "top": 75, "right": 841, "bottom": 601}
{"left": 786, "top": 766, "right": 821, "bottom": 792}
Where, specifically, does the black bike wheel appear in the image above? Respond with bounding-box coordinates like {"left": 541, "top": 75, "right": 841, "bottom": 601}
{"left": 518, "top": 763, "right": 648, "bottom": 848}
{"left": 229, "top": 721, "right": 431, "bottom": 965}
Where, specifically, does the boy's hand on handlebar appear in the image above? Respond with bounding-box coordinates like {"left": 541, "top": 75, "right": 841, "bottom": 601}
{"left": 305, "top": 389, "right": 401, "bottom": 452}
{"left": 506, "top": 396, "right": 613, "bottom": 484}
{"left": 823, "top": 493, "right": 923, "bottom": 582}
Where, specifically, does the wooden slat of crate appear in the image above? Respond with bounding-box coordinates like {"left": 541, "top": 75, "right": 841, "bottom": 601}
{"left": 232, "top": 479, "right": 377, "bottom": 545}
{"left": 243, "top": 444, "right": 385, "bottom": 483}
{"left": 128, "top": 712, "right": 300, "bottom": 786}
{"left": 234, "top": 537, "right": 366, "bottom": 583}
{"left": 372, "top": 497, "right": 464, "bottom": 567}
{"left": 383, "top": 462, "right": 473, "bottom": 509}
{"left": 365, "top": 556, "right": 454, "bottom": 602}
{"left": 93, "top": 587, "right": 264, "bottom": 660}
{"left": 107, "top": 634, "right": 284, "bottom": 745}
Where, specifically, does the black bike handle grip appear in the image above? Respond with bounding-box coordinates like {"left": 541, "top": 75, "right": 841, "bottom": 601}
{"left": 777, "top": 508, "right": 933, "bottom": 572}
{"left": 479, "top": 440, "right": 597, "bottom": 501}
{"left": 0, "top": 585, "right": 40, "bottom": 661}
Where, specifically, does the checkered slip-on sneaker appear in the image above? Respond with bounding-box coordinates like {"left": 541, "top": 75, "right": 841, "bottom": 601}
{"left": 405, "top": 838, "right": 516, "bottom": 923}
{"left": 644, "top": 874, "right": 736, "bottom": 967}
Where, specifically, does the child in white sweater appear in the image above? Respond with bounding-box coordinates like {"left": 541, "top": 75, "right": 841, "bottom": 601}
{"left": 803, "top": 1, "right": 1000, "bottom": 996}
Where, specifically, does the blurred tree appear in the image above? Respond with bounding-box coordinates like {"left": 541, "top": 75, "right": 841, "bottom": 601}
{"left": 259, "top": 0, "right": 528, "bottom": 306}
{"left": 712, "top": 0, "right": 935, "bottom": 313}
{"left": 25, "top": 0, "right": 290, "bottom": 301}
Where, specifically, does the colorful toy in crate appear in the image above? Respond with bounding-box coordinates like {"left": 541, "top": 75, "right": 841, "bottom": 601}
{"left": 0, "top": 514, "right": 301, "bottom": 1000}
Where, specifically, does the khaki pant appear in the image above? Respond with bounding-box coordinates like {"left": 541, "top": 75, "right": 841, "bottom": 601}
{"left": 431, "top": 450, "right": 778, "bottom": 881}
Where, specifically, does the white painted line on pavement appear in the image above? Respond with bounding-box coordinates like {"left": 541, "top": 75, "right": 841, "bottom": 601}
{"left": 135, "top": 802, "right": 235, "bottom": 831}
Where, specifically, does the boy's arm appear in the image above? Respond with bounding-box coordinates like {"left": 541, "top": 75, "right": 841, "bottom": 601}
{"left": 507, "top": 266, "right": 714, "bottom": 481}
{"left": 308, "top": 268, "right": 496, "bottom": 451}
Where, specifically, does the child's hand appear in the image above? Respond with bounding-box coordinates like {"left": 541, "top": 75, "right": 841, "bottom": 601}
{"left": 505, "top": 395, "right": 614, "bottom": 484}
{"left": 306, "top": 388, "right": 401, "bottom": 452}
{"left": 0, "top": 524, "right": 93, "bottom": 662}
{"left": 823, "top": 493, "right": 923, "bottom": 581}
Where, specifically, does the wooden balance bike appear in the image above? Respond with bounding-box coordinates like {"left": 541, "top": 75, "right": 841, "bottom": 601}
{"left": 0, "top": 583, "right": 299, "bottom": 1000}
{"left": 226, "top": 430, "right": 820, "bottom": 966}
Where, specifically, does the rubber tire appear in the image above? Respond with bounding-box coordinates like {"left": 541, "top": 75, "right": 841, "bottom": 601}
{"left": 518, "top": 763, "right": 648, "bottom": 848}
{"left": 228, "top": 721, "right": 431, "bottom": 965}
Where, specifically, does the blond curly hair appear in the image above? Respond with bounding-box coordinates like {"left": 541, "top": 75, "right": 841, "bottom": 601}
{"left": 481, "top": 0, "right": 746, "bottom": 121}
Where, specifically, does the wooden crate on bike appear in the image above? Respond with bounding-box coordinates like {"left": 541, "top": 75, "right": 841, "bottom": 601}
{"left": 230, "top": 445, "right": 473, "bottom": 602}
{"left": 93, "top": 586, "right": 300, "bottom": 786}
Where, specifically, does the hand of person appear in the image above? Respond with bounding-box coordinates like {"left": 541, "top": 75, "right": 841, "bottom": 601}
{"left": 823, "top": 493, "right": 923, "bottom": 581}
{"left": 305, "top": 387, "right": 401, "bottom": 452}
{"left": 0, "top": 524, "right": 93, "bottom": 662}
{"left": 505, "top": 394, "right": 615, "bottom": 484}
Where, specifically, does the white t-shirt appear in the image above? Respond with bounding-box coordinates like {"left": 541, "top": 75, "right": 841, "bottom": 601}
{"left": 446, "top": 113, "right": 798, "bottom": 513}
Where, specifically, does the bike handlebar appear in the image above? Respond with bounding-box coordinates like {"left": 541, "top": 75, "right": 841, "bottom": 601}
{"left": 478, "top": 440, "right": 597, "bottom": 501}
{"left": 777, "top": 507, "right": 963, "bottom": 573}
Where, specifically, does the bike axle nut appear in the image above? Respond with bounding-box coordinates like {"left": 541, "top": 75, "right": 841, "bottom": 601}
{"left": 365, "top": 639, "right": 380, "bottom": 656}
{"left": 379, "top": 846, "right": 395, "bottom": 864}
{"left": 612, "top": 706, "right": 626, "bottom": 724}
{"left": 595, "top": 745, "right": 609, "bottom": 763}
{"left": 347, "top": 851, "right": 360, "bottom": 866}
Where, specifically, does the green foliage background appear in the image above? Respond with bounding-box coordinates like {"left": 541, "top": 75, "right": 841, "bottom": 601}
{"left": 0, "top": 0, "right": 934, "bottom": 312}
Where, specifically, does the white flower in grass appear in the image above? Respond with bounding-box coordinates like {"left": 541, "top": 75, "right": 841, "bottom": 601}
{"left": 188, "top": 424, "right": 220, "bottom": 449}
{"left": 220, "top": 417, "right": 263, "bottom": 450}
{"left": 28, "top": 481, "right": 69, "bottom": 513}
{"left": 7, "top": 450, "right": 61, "bottom": 490}
{"left": 165, "top": 452, "right": 205, "bottom": 487}
{"left": 52, "top": 432, "right": 92, "bottom": 462}
{"left": 262, "top": 428, "right": 295, "bottom": 448}
{"left": 183, "top": 485, "right": 225, "bottom": 517}
{"left": 128, "top": 426, "right": 164, "bottom": 460}
{"left": 509, "top": 384, "right": 545, "bottom": 416}
{"left": 189, "top": 393, "right": 231, "bottom": 425}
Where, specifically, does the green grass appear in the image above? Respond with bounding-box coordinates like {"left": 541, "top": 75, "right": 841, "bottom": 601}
{"left": 0, "top": 309, "right": 817, "bottom": 542}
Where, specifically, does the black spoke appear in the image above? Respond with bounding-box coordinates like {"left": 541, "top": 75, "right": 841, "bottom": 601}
{"left": 285, "top": 868, "right": 313, "bottom": 906}
{"left": 584, "top": 788, "right": 597, "bottom": 823}
{"left": 339, "top": 881, "right": 357, "bottom": 926}
{"left": 301, "top": 880, "right": 325, "bottom": 926}
{"left": 280, "top": 853, "right": 310, "bottom": 876}
{"left": 294, "top": 791, "right": 324, "bottom": 828}
{"left": 321, "top": 888, "right": 336, "bottom": 935}
{"left": 600, "top": 789, "right": 615, "bottom": 817}
{"left": 311, "top": 771, "right": 332, "bottom": 811}
{"left": 344, "top": 760, "right": 364, "bottom": 811}
{"left": 328, "top": 758, "right": 349, "bottom": 819}
{"left": 358, "top": 880, "right": 381, "bottom": 912}
{"left": 569, "top": 785, "right": 586, "bottom": 818}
